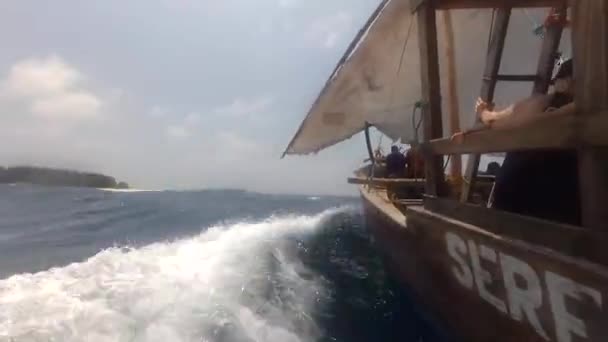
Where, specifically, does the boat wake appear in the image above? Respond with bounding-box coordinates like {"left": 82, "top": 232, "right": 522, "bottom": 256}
{"left": 96, "top": 188, "right": 162, "bottom": 193}
{"left": 0, "top": 208, "right": 350, "bottom": 342}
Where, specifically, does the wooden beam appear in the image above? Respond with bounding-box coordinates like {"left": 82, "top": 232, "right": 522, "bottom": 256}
{"left": 411, "top": 0, "right": 567, "bottom": 12}
{"left": 347, "top": 177, "right": 426, "bottom": 186}
{"left": 423, "top": 110, "right": 608, "bottom": 156}
{"left": 436, "top": 0, "right": 567, "bottom": 9}
{"left": 417, "top": 3, "right": 446, "bottom": 197}
{"left": 426, "top": 114, "right": 576, "bottom": 155}
{"left": 423, "top": 196, "right": 608, "bottom": 267}
{"left": 441, "top": 10, "right": 462, "bottom": 179}
{"left": 572, "top": 0, "right": 608, "bottom": 231}
{"left": 494, "top": 74, "right": 538, "bottom": 82}
{"left": 460, "top": 9, "right": 511, "bottom": 202}
{"left": 533, "top": 6, "right": 567, "bottom": 94}
{"left": 410, "top": 0, "right": 427, "bottom": 13}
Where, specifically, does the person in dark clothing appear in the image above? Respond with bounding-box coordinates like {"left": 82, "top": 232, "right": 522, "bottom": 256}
{"left": 454, "top": 59, "right": 580, "bottom": 225}
{"left": 385, "top": 145, "right": 406, "bottom": 178}
{"left": 404, "top": 148, "right": 425, "bottom": 179}
{"left": 485, "top": 162, "right": 501, "bottom": 176}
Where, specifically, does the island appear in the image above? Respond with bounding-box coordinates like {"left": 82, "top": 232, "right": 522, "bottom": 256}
{"left": 0, "top": 166, "right": 129, "bottom": 189}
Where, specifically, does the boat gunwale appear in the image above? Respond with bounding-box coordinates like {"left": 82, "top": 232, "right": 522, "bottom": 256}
{"left": 359, "top": 185, "right": 608, "bottom": 278}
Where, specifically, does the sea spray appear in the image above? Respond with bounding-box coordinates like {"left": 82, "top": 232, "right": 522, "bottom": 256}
{"left": 0, "top": 207, "right": 352, "bottom": 342}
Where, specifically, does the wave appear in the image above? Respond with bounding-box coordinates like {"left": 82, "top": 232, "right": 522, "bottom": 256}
{"left": 96, "top": 188, "right": 163, "bottom": 193}
{"left": 0, "top": 207, "right": 351, "bottom": 342}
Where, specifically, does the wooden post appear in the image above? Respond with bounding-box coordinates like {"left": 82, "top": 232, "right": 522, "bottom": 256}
{"left": 417, "top": 3, "right": 445, "bottom": 197}
{"left": 532, "top": 6, "right": 567, "bottom": 95}
{"left": 571, "top": 0, "right": 608, "bottom": 230}
{"left": 460, "top": 9, "right": 511, "bottom": 202}
{"left": 441, "top": 10, "right": 463, "bottom": 179}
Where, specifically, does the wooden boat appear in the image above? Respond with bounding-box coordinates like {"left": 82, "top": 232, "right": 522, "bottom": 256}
{"left": 284, "top": 0, "right": 608, "bottom": 340}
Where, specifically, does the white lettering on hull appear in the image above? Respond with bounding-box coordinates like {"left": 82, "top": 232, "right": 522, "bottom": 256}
{"left": 445, "top": 232, "right": 603, "bottom": 341}
{"left": 546, "top": 271, "right": 603, "bottom": 342}
{"left": 446, "top": 232, "right": 473, "bottom": 289}
{"left": 469, "top": 242, "right": 508, "bottom": 313}
{"left": 501, "top": 253, "right": 549, "bottom": 340}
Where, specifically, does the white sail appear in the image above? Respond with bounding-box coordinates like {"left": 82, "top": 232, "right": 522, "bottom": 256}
{"left": 283, "top": 0, "right": 570, "bottom": 156}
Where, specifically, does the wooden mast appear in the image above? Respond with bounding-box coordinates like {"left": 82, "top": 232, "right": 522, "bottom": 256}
{"left": 441, "top": 10, "right": 462, "bottom": 180}
{"left": 460, "top": 9, "right": 511, "bottom": 202}
{"left": 416, "top": 1, "right": 445, "bottom": 196}
{"left": 571, "top": 0, "right": 608, "bottom": 230}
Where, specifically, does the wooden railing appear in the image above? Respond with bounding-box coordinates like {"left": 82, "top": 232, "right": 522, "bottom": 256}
{"left": 421, "top": 196, "right": 608, "bottom": 267}
{"left": 347, "top": 177, "right": 425, "bottom": 186}
{"left": 420, "top": 111, "right": 608, "bottom": 156}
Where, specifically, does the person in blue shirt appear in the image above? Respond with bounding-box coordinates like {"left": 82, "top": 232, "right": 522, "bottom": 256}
{"left": 385, "top": 145, "right": 407, "bottom": 178}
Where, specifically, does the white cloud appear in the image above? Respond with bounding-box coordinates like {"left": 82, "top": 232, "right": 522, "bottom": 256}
{"left": 166, "top": 124, "right": 190, "bottom": 139}
{"left": 184, "top": 112, "right": 202, "bottom": 124}
{"left": 216, "top": 130, "right": 263, "bottom": 155}
{"left": 278, "top": 0, "right": 300, "bottom": 8}
{"left": 148, "top": 106, "right": 167, "bottom": 118}
{"left": 213, "top": 96, "right": 274, "bottom": 117}
{"left": 1, "top": 56, "right": 101, "bottom": 119}
{"left": 31, "top": 91, "right": 101, "bottom": 119}
{"left": 3, "top": 55, "right": 81, "bottom": 97}
{"left": 305, "top": 12, "right": 353, "bottom": 49}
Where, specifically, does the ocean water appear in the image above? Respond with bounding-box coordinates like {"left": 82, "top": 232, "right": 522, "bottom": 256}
{"left": 0, "top": 184, "right": 446, "bottom": 342}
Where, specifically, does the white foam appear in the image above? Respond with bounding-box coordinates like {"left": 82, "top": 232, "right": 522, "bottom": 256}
{"left": 0, "top": 207, "right": 347, "bottom": 342}
{"left": 96, "top": 188, "right": 162, "bottom": 193}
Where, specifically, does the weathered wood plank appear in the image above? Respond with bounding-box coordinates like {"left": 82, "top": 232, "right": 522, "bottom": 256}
{"left": 404, "top": 205, "right": 608, "bottom": 342}
{"left": 411, "top": 0, "right": 567, "bottom": 12}
{"left": 424, "top": 196, "right": 608, "bottom": 266}
{"left": 461, "top": 9, "right": 510, "bottom": 202}
{"left": 441, "top": 10, "right": 463, "bottom": 179}
{"left": 424, "top": 110, "right": 608, "bottom": 155}
{"left": 572, "top": 0, "right": 608, "bottom": 231}
{"left": 438, "top": 0, "right": 567, "bottom": 9}
{"left": 347, "top": 177, "right": 426, "bottom": 186}
{"left": 362, "top": 190, "right": 608, "bottom": 341}
{"left": 495, "top": 74, "right": 538, "bottom": 82}
{"left": 417, "top": 3, "right": 446, "bottom": 196}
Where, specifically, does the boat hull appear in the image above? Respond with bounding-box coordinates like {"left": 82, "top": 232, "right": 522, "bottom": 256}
{"left": 360, "top": 187, "right": 608, "bottom": 342}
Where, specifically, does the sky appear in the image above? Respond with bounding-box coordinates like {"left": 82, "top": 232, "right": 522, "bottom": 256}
{"left": 0, "top": 2, "right": 563, "bottom": 196}
{"left": 0, "top": 0, "right": 384, "bottom": 195}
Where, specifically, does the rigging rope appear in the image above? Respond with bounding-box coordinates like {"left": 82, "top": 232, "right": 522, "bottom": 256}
{"left": 410, "top": 101, "right": 424, "bottom": 146}
{"left": 388, "top": 16, "right": 415, "bottom": 108}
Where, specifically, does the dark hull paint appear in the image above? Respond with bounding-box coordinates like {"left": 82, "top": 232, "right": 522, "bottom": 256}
{"left": 360, "top": 188, "right": 608, "bottom": 342}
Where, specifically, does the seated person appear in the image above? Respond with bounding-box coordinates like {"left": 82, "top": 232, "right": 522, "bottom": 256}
{"left": 385, "top": 145, "right": 406, "bottom": 178}
{"left": 485, "top": 162, "right": 501, "bottom": 176}
{"left": 454, "top": 58, "right": 580, "bottom": 225}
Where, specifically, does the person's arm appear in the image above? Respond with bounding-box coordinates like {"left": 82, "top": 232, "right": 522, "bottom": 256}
{"left": 479, "top": 94, "right": 552, "bottom": 129}
{"left": 489, "top": 102, "right": 576, "bottom": 130}
{"left": 452, "top": 94, "right": 557, "bottom": 142}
